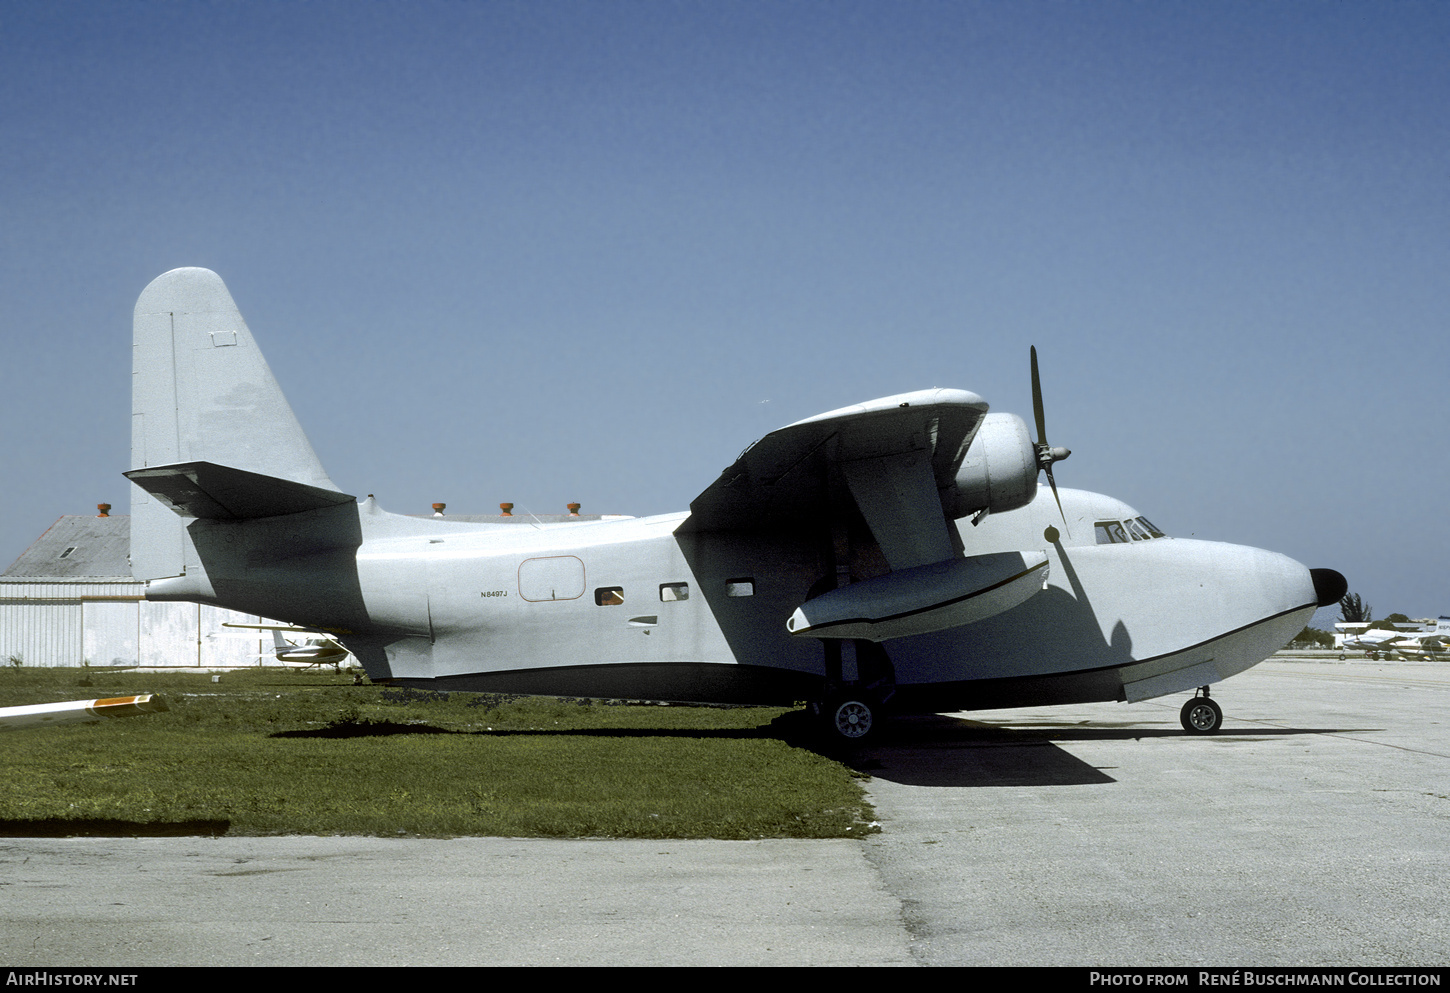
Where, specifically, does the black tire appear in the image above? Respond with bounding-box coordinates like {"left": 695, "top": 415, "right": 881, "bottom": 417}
{"left": 1180, "top": 696, "right": 1223, "bottom": 735}
{"left": 823, "top": 695, "right": 877, "bottom": 743}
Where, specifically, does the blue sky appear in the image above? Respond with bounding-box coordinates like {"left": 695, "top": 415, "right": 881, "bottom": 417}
{"left": 2, "top": 1, "right": 1445, "bottom": 627}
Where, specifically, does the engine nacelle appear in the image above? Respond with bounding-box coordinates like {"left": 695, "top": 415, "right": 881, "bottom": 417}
{"left": 942, "top": 412, "right": 1038, "bottom": 519}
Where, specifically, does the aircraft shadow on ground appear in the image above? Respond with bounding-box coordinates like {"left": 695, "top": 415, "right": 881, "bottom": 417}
{"left": 842, "top": 715, "right": 1366, "bottom": 788}
{"left": 271, "top": 721, "right": 774, "bottom": 740}
{"left": 268, "top": 713, "right": 1366, "bottom": 793}
{"left": 851, "top": 732, "right": 1118, "bottom": 788}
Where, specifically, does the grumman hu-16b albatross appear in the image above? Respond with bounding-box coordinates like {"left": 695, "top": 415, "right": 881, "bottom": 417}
{"left": 124, "top": 268, "right": 1347, "bottom": 743}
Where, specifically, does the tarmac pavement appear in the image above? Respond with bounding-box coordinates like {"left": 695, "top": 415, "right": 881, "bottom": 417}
{"left": 0, "top": 835, "right": 907, "bottom": 966}
{"left": 856, "top": 658, "right": 1450, "bottom": 966}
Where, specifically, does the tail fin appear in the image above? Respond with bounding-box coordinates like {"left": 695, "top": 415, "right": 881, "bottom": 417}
{"left": 129, "top": 268, "right": 348, "bottom": 581}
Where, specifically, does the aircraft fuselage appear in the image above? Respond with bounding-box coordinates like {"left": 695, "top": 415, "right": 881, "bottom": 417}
{"left": 150, "top": 485, "right": 1320, "bottom": 713}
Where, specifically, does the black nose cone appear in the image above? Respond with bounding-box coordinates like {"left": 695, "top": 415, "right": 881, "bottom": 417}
{"left": 1311, "top": 568, "right": 1348, "bottom": 608}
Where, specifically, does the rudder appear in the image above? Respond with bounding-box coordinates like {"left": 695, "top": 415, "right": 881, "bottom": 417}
{"left": 129, "top": 268, "right": 344, "bottom": 581}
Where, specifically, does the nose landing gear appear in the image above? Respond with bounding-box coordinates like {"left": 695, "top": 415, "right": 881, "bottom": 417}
{"left": 1179, "top": 688, "right": 1223, "bottom": 734}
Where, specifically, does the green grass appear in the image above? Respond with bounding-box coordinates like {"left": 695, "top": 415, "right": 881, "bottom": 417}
{"left": 0, "top": 667, "right": 876, "bottom": 839}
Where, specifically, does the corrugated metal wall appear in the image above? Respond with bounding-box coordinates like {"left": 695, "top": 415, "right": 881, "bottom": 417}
{"left": 1, "top": 580, "right": 314, "bottom": 668}
{"left": 83, "top": 600, "right": 139, "bottom": 666}
{"left": 0, "top": 599, "right": 83, "bottom": 667}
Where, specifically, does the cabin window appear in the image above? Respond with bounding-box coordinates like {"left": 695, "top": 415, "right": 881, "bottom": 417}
{"left": 518, "top": 555, "right": 585, "bottom": 602}
{"left": 659, "top": 582, "right": 689, "bottom": 602}
{"left": 725, "top": 578, "right": 754, "bottom": 597}
{"left": 595, "top": 587, "right": 624, "bottom": 606}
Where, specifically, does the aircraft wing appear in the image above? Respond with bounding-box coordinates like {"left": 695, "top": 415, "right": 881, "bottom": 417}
{"left": 683, "top": 389, "right": 987, "bottom": 570}
{"left": 682, "top": 389, "right": 1053, "bottom": 642}
{"left": 0, "top": 694, "right": 169, "bottom": 732}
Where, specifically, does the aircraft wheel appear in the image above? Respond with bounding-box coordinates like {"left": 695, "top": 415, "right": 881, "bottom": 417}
{"left": 1180, "top": 696, "right": 1223, "bottom": 735}
{"left": 823, "top": 695, "right": 877, "bottom": 744}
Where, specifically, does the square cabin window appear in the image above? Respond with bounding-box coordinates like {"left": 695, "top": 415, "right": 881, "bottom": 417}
{"left": 725, "top": 578, "right": 754, "bottom": 597}
{"left": 595, "top": 587, "right": 624, "bottom": 606}
{"left": 659, "top": 582, "right": 689, "bottom": 602}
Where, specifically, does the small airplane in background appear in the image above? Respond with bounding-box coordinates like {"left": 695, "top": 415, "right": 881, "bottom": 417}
{"left": 222, "top": 623, "right": 353, "bottom": 670}
{"left": 122, "top": 268, "right": 1346, "bottom": 742}
{"left": 1337, "top": 617, "right": 1450, "bottom": 660}
{"left": 0, "top": 694, "right": 168, "bottom": 732}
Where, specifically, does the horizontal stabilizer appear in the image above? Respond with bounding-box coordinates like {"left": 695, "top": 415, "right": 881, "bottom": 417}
{"left": 125, "top": 461, "right": 356, "bottom": 520}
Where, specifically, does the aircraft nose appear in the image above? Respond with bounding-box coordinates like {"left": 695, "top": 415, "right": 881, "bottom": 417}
{"left": 1311, "top": 568, "right": 1348, "bottom": 608}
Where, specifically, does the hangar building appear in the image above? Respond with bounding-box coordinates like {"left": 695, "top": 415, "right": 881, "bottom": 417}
{"left": 1, "top": 511, "right": 300, "bottom": 669}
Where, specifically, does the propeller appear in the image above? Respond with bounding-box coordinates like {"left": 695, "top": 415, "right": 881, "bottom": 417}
{"left": 1030, "top": 346, "right": 1072, "bottom": 530}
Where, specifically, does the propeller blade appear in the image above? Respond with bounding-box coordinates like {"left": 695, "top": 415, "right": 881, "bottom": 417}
{"left": 1030, "top": 345, "right": 1047, "bottom": 447}
{"left": 1030, "top": 345, "right": 1070, "bottom": 534}
{"left": 1045, "top": 464, "right": 1066, "bottom": 526}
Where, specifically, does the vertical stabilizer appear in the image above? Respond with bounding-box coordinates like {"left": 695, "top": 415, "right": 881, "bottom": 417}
{"left": 130, "top": 268, "right": 342, "bottom": 581}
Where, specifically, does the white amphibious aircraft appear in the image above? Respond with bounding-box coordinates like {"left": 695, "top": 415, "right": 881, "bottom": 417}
{"left": 222, "top": 623, "right": 354, "bottom": 669}
{"left": 1336, "top": 617, "right": 1450, "bottom": 660}
{"left": 124, "top": 268, "right": 1346, "bottom": 742}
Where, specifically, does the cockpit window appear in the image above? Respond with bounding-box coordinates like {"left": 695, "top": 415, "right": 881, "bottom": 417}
{"left": 1095, "top": 518, "right": 1167, "bottom": 544}
{"left": 1095, "top": 521, "right": 1131, "bottom": 544}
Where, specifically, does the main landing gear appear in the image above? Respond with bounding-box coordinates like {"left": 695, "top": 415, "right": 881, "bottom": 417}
{"left": 820, "top": 694, "right": 878, "bottom": 743}
{"left": 811, "top": 639, "right": 894, "bottom": 746}
{"left": 1179, "top": 687, "right": 1223, "bottom": 735}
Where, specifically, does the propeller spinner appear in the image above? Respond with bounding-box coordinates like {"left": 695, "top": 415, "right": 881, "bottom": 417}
{"left": 1030, "top": 346, "right": 1072, "bottom": 530}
